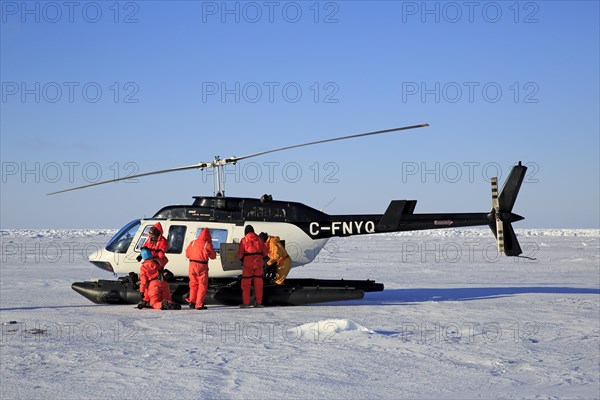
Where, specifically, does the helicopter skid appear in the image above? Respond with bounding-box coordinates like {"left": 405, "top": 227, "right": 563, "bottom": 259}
{"left": 72, "top": 278, "right": 384, "bottom": 307}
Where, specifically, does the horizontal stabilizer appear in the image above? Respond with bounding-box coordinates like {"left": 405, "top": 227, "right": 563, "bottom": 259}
{"left": 377, "top": 200, "right": 417, "bottom": 231}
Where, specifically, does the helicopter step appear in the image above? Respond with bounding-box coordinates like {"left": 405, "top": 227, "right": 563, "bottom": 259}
{"left": 71, "top": 277, "right": 384, "bottom": 307}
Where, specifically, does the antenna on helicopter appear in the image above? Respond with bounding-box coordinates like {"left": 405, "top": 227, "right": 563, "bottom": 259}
{"left": 47, "top": 124, "right": 429, "bottom": 196}
{"left": 320, "top": 197, "right": 337, "bottom": 213}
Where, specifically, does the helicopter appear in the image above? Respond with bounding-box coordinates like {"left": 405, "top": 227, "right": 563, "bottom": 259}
{"left": 49, "top": 124, "right": 528, "bottom": 306}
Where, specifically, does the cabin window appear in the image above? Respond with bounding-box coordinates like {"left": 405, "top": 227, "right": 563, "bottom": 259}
{"left": 246, "top": 206, "right": 287, "bottom": 220}
{"left": 106, "top": 220, "right": 140, "bottom": 254}
{"left": 195, "top": 228, "right": 228, "bottom": 253}
{"left": 166, "top": 225, "right": 187, "bottom": 254}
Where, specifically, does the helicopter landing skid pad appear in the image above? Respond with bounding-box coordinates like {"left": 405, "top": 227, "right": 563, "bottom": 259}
{"left": 72, "top": 278, "right": 384, "bottom": 307}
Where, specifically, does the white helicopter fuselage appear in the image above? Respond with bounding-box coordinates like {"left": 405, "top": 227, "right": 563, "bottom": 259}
{"left": 88, "top": 219, "right": 329, "bottom": 278}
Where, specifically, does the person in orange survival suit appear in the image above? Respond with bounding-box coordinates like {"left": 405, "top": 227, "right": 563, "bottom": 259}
{"left": 185, "top": 228, "right": 216, "bottom": 310}
{"left": 237, "top": 225, "right": 268, "bottom": 308}
{"left": 137, "top": 222, "right": 169, "bottom": 269}
{"left": 264, "top": 234, "right": 292, "bottom": 285}
{"left": 137, "top": 248, "right": 180, "bottom": 310}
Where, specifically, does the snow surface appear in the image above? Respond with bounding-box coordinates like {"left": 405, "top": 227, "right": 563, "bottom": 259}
{"left": 1, "top": 229, "right": 599, "bottom": 399}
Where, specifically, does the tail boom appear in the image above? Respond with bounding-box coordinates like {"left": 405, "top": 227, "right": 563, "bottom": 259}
{"left": 303, "top": 163, "right": 528, "bottom": 257}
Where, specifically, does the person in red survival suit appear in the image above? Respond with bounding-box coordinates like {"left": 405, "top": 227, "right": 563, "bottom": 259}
{"left": 137, "top": 248, "right": 180, "bottom": 310}
{"left": 137, "top": 222, "right": 169, "bottom": 269}
{"left": 237, "top": 225, "right": 268, "bottom": 308}
{"left": 185, "top": 228, "right": 217, "bottom": 310}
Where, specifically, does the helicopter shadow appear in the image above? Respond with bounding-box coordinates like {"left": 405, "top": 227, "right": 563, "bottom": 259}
{"left": 323, "top": 286, "right": 600, "bottom": 306}
{"left": 0, "top": 304, "right": 112, "bottom": 311}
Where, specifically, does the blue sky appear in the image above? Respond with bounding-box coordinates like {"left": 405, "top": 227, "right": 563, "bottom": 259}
{"left": 1, "top": 1, "right": 598, "bottom": 229}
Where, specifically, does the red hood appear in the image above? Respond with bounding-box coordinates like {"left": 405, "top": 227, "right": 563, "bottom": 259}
{"left": 199, "top": 227, "right": 212, "bottom": 242}
{"left": 153, "top": 222, "right": 163, "bottom": 235}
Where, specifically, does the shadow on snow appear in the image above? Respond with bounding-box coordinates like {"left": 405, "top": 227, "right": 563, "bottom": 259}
{"left": 0, "top": 304, "right": 113, "bottom": 311}
{"left": 2, "top": 287, "right": 598, "bottom": 311}
{"left": 328, "top": 286, "right": 600, "bottom": 306}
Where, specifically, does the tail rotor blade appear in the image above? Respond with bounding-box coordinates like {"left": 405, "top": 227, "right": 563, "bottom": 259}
{"left": 491, "top": 177, "right": 500, "bottom": 210}
{"left": 496, "top": 219, "right": 505, "bottom": 253}
{"left": 491, "top": 177, "right": 505, "bottom": 253}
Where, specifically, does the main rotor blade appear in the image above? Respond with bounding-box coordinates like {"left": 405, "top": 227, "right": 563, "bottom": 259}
{"left": 47, "top": 163, "right": 209, "bottom": 195}
{"left": 48, "top": 124, "right": 428, "bottom": 195}
{"left": 228, "top": 124, "right": 429, "bottom": 163}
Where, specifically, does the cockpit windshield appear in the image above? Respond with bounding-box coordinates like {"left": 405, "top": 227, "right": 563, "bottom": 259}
{"left": 106, "top": 220, "right": 141, "bottom": 253}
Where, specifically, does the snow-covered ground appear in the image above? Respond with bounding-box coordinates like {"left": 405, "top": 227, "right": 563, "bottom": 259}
{"left": 1, "top": 229, "right": 599, "bottom": 399}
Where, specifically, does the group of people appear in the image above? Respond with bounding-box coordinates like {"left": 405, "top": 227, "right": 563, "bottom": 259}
{"left": 136, "top": 222, "right": 291, "bottom": 310}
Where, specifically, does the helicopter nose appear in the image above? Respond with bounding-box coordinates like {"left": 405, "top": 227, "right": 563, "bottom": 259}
{"left": 88, "top": 247, "right": 103, "bottom": 262}
{"left": 88, "top": 248, "right": 114, "bottom": 272}
{"left": 89, "top": 261, "right": 114, "bottom": 273}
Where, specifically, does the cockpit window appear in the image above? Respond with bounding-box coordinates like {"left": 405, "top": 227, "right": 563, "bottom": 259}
{"left": 106, "top": 220, "right": 141, "bottom": 254}
{"left": 166, "top": 225, "right": 187, "bottom": 254}
{"left": 134, "top": 225, "right": 154, "bottom": 251}
{"left": 195, "top": 228, "right": 228, "bottom": 253}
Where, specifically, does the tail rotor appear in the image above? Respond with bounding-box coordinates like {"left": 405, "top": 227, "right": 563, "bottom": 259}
{"left": 489, "top": 162, "right": 528, "bottom": 257}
